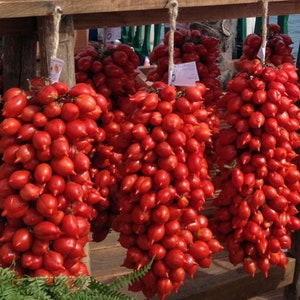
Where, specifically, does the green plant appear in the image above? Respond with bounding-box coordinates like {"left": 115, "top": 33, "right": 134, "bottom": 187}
{"left": 0, "top": 257, "right": 154, "bottom": 300}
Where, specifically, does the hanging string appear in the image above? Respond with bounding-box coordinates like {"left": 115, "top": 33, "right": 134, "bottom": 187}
{"left": 167, "top": 0, "right": 178, "bottom": 84}
{"left": 260, "top": 0, "right": 269, "bottom": 64}
{"left": 51, "top": 5, "right": 62, "bottom": 58}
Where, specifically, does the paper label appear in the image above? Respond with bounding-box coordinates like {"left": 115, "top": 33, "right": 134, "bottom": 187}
{"left": 104, "top": 27, "right": 121, "bottom": 43}
{"left": 49, "top": 56, "right": 64, "bottom": 83}
{"left": 257, "top": 46, "right": 266, "bottom": 61}
{"left": 169, "top": 61, "right": 199, "bottom": 86}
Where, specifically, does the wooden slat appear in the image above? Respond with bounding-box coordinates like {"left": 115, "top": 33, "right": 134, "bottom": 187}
{"left": 167, "top": 258, "right": 295, "bottom": 300}
{"left": 1, "top": 1, "right": 300, "bottom": 36}
{"left": 0, "top": 1, "right": 299, "bottom": 35}
{"left": 73, "top": 2, "right": 300, "bottom": 29}
{"left": 0, "top": 1, "right": 298, "bottom": 20}
{"left": 0, "top": 0, "right": 291, "bottom": 18}
{"left": 89, "top": 231, "right": 296, "bottom": 300}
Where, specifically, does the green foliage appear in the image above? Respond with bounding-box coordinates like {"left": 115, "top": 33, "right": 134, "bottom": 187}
{"left": 0, "top": 258, "right": 154, "bottom": 300}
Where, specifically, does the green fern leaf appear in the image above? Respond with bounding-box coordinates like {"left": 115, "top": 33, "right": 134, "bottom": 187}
{"left": 110, "top": 256, "right": 155, "bottom": 291}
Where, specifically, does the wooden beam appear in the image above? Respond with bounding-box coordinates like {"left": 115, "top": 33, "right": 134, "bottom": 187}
{"left": 0, "top": 0, "right": 298, "bottom": 19}
{"left": 0, "top": 1, "right": 300, "bottom": 36}
{"left": 73, "top": 2, "right": 300, "bottom": 29}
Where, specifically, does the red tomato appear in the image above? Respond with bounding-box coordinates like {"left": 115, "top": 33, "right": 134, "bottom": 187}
{"left": 33, "top": 221, "right": 61, "bottom": 241}
{"left": 12, "top": 228, "right": 34, "bottom": 252}
{"left": 36, "top": 193, "right": 58, "bottom": 217}
{"left": 21, "top": 251, "right": 43, "bottom": 270}
{"left": 0, "top": 243, "right": 20, "bottom": 266}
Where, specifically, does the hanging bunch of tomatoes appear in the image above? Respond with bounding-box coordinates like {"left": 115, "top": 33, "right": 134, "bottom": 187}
{"left": 146, "top": 28, "right": 222, "bottom": 169}
{"left": 100, "top": 82, "right": 223, "bottom": 300}
{"left": 146, "top": 28, "right": 222, "bottom": 105}
{"left": 0, "top": 80, "right": 111, "bottom": 277}
{"left": 212, "top": 58, "right": 300, "bottom": 277}
{"left": 75, "top": 43, "right": 140, "bottom": 98}
{"left": 237, "top": 23, "right": 294, "bottom": 69}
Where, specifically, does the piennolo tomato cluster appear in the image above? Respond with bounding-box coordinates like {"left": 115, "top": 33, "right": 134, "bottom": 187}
{"left": 146, "top": 28, "right": 222, "bottom": 105}
{"left": 1, "top": 23, "right": 300, "bottom": 300}
{"left": 0, "top": 80, "right": 110, "bottom": 277}
{"left": 237, "top": 23, "right": 294, "bottom": 69}
{"left": 212, "top": 59, "right": 300, "bottom": 277}
{"left": 104, "top": 82, "right": 222, "bottom": 299}
{"left": 75, "top": 43, "right": 140, "bottom": 98}
{"left": 0, "top": 76, "right": 223, "bottom": 299}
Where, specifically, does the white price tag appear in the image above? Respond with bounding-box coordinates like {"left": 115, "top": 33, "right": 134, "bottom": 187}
{"left": 169, "top": 61, "right": 199, "bottom": 86}
{"left": 257, "top": 46, "right": 266, "bottom": 61}
{"left": 104, "top": 27, "right": 121, "bottom": 43}
{"left": 49, "top": 56, "right": 64, "bottom": 83}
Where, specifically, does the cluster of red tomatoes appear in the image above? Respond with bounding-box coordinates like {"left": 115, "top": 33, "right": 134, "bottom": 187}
{"left": 212, "top": 58, "right": 300, "bottom": 277}
{"left": 0, "top": 22, "right": 300, "bottom": 300}
{"left": 238, "top": 23, "right": 294, "bottom": 69}
{"left": 0, "top": 80, "right": 110, "bottom": 278}
{"left": 0, "top": 74, "right": 223, "bottom": 299}
{"left": 75, "top": 43, "right": 140, "bottom": 98}
{"left": 97, "top": 82, "right": 223, "bottom": 299}
{"left": 146, "top": 28, "right": 222, "bottom": 105}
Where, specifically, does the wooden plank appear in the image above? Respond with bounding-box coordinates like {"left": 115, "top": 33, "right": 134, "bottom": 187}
{"left": 167, "top": 257, "right": 295, "bottom": 300}
{"left": 89, "top": 231, "right": 295, "bottom": 300}
{"left": 0, "top": 0, "right": 298, "bottom": 19}
{"left": 0, "top": 1, "right": 300, "bottom": 35}
{"left": 73, "top": 2, "right": 300, "bottom": 28}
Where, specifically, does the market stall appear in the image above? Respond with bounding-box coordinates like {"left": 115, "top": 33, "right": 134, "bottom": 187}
{"left": 0, "top": 1, "right": 300, "bottom": 299}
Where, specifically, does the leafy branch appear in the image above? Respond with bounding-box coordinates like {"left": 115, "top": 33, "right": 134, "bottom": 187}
{"left": 0, "top": 258, "right": 154, "bottom": 300}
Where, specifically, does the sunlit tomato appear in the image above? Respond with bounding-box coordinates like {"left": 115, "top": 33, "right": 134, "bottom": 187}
{"left": 35, "top": 85, "right": 59, "bottom": 105}
{"left": 12, "top": 228, "right": 34, "bottom": 252}
{"left": 33, "top": 221, "right": 61, "bottom": 241}
{"left": 36, "top": 193, "right": 58, "bottom": 217}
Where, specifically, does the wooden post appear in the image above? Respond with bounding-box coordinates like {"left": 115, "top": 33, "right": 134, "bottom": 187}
{"left": 284, "top": 231, "right": 300, "bottom": 299}
{"left": 2, "top": 33, "right": 37, "bottom": 91}
{"left": 38, "top": 14, "right": 75, "bottom": 87}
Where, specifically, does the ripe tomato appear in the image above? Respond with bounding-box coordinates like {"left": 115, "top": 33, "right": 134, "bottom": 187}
{"left": 12, "top": 228, "right": 34, "bottom": 252}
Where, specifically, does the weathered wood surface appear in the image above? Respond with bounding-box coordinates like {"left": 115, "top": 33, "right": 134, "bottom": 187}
{"left": 90, "top": 231, "right": 296, "bottom": 300}
{"left": 38, "top": 14, "right": 75, "bottom": 87}
{"left": 2, "top": 33, "right": 37, "bottom": 90}
{"left": 0, "top": 1, "right": 300, "bottom": 35}
{"left": 0, "top": 0, "right": 294, "bottom": 18}
{"left": 283, "top": 230, "right": 300, "bottom": 300}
